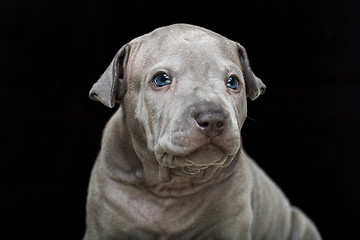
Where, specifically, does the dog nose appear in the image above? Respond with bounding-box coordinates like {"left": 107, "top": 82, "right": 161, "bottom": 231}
{"left": 194, "top": 110, "right": 226, "bottom": 137}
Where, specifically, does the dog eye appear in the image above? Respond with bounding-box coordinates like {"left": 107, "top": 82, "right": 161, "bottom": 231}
{"left": 153, "top": 73, "right": 171, "bottom": 87}
{"left": 226, "top": 76, "right": 240, "bottom": 90}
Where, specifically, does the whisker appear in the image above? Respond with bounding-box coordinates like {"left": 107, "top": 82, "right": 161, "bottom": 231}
{"left": 246, "top": 111, "right": 257, "bottom": 122}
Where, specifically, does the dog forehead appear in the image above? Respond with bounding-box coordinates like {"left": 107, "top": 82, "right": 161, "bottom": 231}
{"left": 130, "top": 24, "right": 239, "bottom": 67}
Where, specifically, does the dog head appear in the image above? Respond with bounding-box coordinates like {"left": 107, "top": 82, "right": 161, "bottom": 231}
{"left": 90, "top": 24, "right": 265, "bottom": 186}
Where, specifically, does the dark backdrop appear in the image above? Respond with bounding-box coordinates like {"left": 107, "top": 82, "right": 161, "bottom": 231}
{"left": 1, "top": 0, "right": 359, "bottom": 239}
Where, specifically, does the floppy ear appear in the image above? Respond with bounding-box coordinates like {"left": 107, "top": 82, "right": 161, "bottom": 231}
{"left": 237, "top": 43, "right": 266, "bottom": 100}
{"left": 89, "top": 44, "right": 130, "bottom": 108}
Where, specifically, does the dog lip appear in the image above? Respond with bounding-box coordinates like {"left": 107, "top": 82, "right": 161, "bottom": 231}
{"left": 181, "top": 167, "right": 203, "bottom": 175}
{"left": 170, "top": 166, "right": 208, "bottom": 177}
{"left": 169, "top": 132, "right": 238, "bottom": 157}
{"left": 155, "top": 141, "right": 210, "bottom": 160}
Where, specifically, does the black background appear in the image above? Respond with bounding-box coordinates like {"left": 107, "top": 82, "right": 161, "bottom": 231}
{"left": 1, "top": 0, "right": 359, "bottom": 239}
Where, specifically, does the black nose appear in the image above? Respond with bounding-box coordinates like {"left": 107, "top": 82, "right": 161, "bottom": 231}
{"left": 194, "top": 109, "right": 226, "bottom": 138}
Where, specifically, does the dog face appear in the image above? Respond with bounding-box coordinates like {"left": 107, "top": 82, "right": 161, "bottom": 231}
{"left": 90, "top": 24, "right": 265, "bottom": 183}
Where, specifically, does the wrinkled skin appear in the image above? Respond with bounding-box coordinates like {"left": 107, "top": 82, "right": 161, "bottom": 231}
{"left": 84, "top": 24, "right": 321, "bottom": 239}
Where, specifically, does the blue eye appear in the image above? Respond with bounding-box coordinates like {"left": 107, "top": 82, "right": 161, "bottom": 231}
{"left": 226, "top": 76, "right": 240, "bottom": 90}
{"left": 153, "top": 73, "right": 171, "bottom": 87}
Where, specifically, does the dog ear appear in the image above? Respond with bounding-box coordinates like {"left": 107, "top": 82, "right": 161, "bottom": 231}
{"left": 89, "top": 44, "right": 130, "bottom": 108}
{"left": 237, "top": 43, "right": 266, "bottom": 100}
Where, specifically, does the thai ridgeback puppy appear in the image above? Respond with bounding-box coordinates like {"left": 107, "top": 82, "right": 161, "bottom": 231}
{"left": 84, "top": 24, "right": 321, "bottom": 240}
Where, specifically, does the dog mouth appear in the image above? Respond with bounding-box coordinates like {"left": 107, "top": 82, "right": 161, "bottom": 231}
{"left": 156, "top": 144, "right": 231, "bottom": 179}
